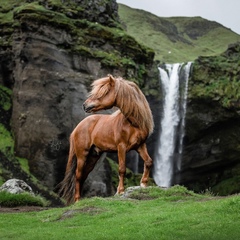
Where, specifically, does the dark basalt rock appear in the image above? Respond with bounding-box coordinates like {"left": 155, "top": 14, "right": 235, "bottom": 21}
{"left": 176, "top": 42, "right": 240, "bottom": 195}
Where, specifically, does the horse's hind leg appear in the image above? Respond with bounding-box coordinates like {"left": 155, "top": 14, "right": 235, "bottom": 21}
{"left": 137, "top": 143, "right": 153, "bottom": 187}
{"left": 74, "top": 147, "right": 90, "bottom": 202}
{"left": 75, "top": 156, "right": 86, "bottom": 202}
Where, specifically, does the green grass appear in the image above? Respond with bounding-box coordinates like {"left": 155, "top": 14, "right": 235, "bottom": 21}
{"left": 0, "top": 85, "right": 13, "bottom": 157}
{"left": 0, "top": 124, "right": 14, "bottom": 157}
{"left": 0, "top": 191, "right": 49, "bottom": 207}
{"left": 16, "top": 157, "right": 30, "bottom": 174}
{"left": 0, "top": 85, "right": 12, "bottom": 111}
{"left": 0, "top": 186, "right": 240, "bottom": 240}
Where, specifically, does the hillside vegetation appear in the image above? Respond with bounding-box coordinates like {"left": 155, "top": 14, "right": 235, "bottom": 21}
{"left": 118, "top": 4, "right": 240, "bottom": 63}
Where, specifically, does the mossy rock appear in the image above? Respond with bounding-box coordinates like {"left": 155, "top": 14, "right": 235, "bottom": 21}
{"left": 189, "top": 42, "right": 240, "bottom": 109}
{"left": 212, "top": 164, "right": 240, "bottom": 195}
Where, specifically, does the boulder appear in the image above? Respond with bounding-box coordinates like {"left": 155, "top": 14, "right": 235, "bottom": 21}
{"left": 0, "top": 179, "right": 33, "bottom": 195}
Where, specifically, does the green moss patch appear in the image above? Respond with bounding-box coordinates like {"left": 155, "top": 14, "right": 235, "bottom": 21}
{"left": 0, "top": 124, "right": 14, "bottom": 157}
{"left": 0, "top": 85, "right": 12, "bottom": 111}
{"left": 125, "top": 185, "right": 204, "bottom": 201}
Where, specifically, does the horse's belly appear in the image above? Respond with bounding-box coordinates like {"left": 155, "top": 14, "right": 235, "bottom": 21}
{"left": 92, "top": 131, "right": 118, "bottom": 152}
{"left": 92, "top": 127, "right": 145, "bottom": 153}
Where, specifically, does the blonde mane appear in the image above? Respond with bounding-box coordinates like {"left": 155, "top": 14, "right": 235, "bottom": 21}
{"left": 89, "top": 75, "right": 154, "bottom": 135}
{"left": 89, "top": 76, "right": 113, "bottom": 99}
{"left": 114, "top": 77, "right": 154, "bottom": 135}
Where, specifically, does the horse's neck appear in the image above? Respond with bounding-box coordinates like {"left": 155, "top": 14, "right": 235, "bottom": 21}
{"left": 114, "top": 106, "right": 139, "bottom": 128}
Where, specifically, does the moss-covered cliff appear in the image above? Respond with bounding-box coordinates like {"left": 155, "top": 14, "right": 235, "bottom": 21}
{"left": 179, "top": 42, "right": 240, "bottom": 195}
{"left": 189, "top": 42, "right": 240, "bottom": 109}
{"left": 0, "top": 0, "right": 154, "bottom": 82}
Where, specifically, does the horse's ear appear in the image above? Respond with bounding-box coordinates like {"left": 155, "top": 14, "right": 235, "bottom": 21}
{"left": 108, "top": 74, "right": 115, "bottom": 85}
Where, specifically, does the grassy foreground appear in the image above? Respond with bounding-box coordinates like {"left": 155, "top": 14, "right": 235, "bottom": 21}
{"left": 0, "top": 186, "right": 240, "bottom": 240}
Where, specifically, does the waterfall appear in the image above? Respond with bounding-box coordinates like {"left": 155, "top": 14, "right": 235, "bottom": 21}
{"left": 153, "top": 62, "right": 192, "bottom": 187}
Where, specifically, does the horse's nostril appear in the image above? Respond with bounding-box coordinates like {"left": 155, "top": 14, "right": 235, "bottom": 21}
{"left": 82, "top": 103, "right": 94, "bottom": 113}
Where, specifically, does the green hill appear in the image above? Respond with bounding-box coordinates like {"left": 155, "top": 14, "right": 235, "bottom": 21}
{"left": 118, "top": 4, "right": 240, "bottom": 63}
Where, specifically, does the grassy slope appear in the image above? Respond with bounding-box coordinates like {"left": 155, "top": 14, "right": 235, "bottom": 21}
{"left": 0, "top": 186, "right": 240, "bottom": 240}
{"left": 118, "top": 4, "right": 240, "bottom": 63}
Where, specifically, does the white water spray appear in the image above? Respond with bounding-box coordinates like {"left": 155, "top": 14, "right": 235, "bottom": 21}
{"left": 153, "top": 62, "right": 192, "bottom": 187}
{"left": 176, "top": 62, "right": 192, "bottom": 171}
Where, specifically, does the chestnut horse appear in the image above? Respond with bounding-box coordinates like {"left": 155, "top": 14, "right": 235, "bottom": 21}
{"left": 58, "top": 74, "right": 154, "bottom": 204}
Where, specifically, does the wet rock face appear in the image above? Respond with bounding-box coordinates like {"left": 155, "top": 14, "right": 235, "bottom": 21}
{"left": 9, "top": 9, "right": 112, "bottom": 189}
{"left": 11, "top": 20, "right": 112, "bottom": 188}
{"left": 177, "top": 44, "right": 240, "bottom": 194}
{"left": 180, "top": 99, "right": 240, "bottom": 192}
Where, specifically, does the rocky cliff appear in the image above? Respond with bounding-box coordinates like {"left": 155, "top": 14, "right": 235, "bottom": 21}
{"left": 0, "top": 0, "right": 156, "bottom": 201}
{"left": 178, "top": 42, "right": 240, "bottom": 195}
{"left": 117, "top": 3, "right": 240, "bottom": 195}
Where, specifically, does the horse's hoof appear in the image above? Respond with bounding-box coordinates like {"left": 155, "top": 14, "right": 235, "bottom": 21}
{"left": 140, "top": 183, "right": 147, "bottom": 188}
{"left": 115, "top": 191, "right": 124, "bottom": 196}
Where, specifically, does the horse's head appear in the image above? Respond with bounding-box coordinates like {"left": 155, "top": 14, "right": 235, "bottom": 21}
{"left": 83, "top": 74, "right": 116, "bottom": 113}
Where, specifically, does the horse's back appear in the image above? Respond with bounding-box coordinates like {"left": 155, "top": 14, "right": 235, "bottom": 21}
{"left": 75, "top": 114, "right": 102, "bottom": 127}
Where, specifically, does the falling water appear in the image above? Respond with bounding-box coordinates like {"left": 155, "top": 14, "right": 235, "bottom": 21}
{"left": 176, "top": 62, "right": 192, "bottom": 171}
{"left": 153, "top": 62, "right": 192, "bottom": 187}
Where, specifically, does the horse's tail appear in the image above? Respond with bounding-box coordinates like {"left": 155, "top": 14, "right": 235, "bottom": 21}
{"left": 58, "top": 134, "right": 76, "bottom": 205}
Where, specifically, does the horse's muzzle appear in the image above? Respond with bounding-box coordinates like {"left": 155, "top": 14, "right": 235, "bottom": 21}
{"left": 83, "top": 102, "right": 94, "bottom": 113}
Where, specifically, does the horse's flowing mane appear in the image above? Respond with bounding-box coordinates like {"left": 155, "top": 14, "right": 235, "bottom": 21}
{"left": 89, "top": 76, "right": 113, "bottom": 100}
{"left": 90, "top": 75, "right": 154, "bottom": 135}
{"left": 115, "top": 77, "right": 154, "bottom": 135}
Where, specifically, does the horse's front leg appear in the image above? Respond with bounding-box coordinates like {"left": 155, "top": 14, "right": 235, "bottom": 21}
{"left": 137, "top": 143, "right": 153, "bottom": 187}
{"left": 116, "top": 143, "right": 126, "bottom": 194}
